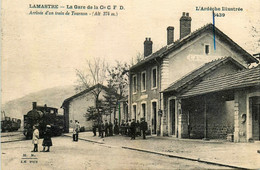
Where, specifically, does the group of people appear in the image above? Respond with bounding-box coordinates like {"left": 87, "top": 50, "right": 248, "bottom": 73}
{"left": 92, "top": 120, "right": 114, "bottom": 138}
{"left": 32, "top": 124, "right": 52, "bottom": 152}
{"left": 92, "top": 118, "right": 148, "bottom": 140}
{"left": 32, "top": 118, "right": 148, "bottom": 152}
{"left": 129, "top": 118, "right": 148, "bottom": 140}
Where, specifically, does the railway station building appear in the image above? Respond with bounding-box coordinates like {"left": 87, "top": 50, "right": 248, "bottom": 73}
{"left": 128, "top": 12, "right": 259, "bottom": 142}
{"left": 61, "top": 84, "right": 120, "bottom": 133}
{"left": 162, "top": 62, "right": 260, "bottom": 142}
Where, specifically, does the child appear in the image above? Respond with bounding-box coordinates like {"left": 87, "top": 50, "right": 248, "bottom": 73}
{"left": 32, "top": 125, "right": 39, "bottom": 152}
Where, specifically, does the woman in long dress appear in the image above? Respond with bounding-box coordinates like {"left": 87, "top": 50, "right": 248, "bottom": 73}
{"left": 41, "top": 125, "right": 52, "bottom": 152}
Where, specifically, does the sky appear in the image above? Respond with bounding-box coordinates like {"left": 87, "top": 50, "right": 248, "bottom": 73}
{"left": 1, "top": 0, "right": 260, "bottom": 104}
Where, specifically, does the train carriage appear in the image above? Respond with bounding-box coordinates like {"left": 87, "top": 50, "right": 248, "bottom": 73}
{"left": 1, "top": 115, "right": 21, "bottom": 132}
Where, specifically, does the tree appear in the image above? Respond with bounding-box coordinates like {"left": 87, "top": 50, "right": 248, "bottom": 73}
{"left": 105, "top": 61, "right": 130, "bottom": 123}
{"left": 85, "top": 106, "right": 99, "bottom": 121}
{"left": 245, "top": 19, "right": 260, "bottom": 54}
{"left": 75, "top": 57, "right": 108, "bottom": 123}
{"left": 107, "top": 61, "right": 130, "bottom": 97}
{"left": 103, "top": 81, "right": 119, "bottom": 122}
{"left": 75, "top": 57, "right": 107, "bottom": 92}
{"left": 131, "top": 52, "right": 144, "bottom": 66}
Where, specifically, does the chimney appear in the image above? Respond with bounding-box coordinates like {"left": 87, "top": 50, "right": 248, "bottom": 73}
{"left": 180, "top": 12, "right": 192, "bottom": 39}
{"left": 167, "top": 26, "right": 174, "bottom": 45}
{"left": 32, "top": 102, "right": 37, "bottom": 109}
{"left": 144, "top": 37, "right": 153, "bottom": 57}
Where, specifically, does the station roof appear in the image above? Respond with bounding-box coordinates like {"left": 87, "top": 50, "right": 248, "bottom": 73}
{"left": 130, "top": 23, "right": 258, "bottom": 71}
{"left": 180, "top": 65, "right": 260, "bottom": 98}
{"left": 61, "top": 84, "right": 120, "bottom": 108}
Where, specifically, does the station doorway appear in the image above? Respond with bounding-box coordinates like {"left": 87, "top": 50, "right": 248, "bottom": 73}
{"left": 152, "top": 102, "right": 157, "bottom": 134}
{"left": 169, "top": 99, "right": 175, "bottom": 136}
{"left": 251, "top": 96, "right": 260, "bottom": 140}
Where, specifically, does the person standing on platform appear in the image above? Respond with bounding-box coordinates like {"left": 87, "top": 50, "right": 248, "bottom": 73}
{"left": 130, "top": 119, "right": 136, "bottom": 140}
{"left": 41, "top": 125, "right": 52, "bottom": 152}
{"left": 98, "top": 122, "right": 102, "bottom": 137}
{"left": 114, "top": 120, "right": 119, "bottom": 135}
{"left": 101, "top": 121, "right": 105, "bottom": 138}
{"left": 120, "top": 120, "right": 125, "bottom": 136}
{"left": 75, "top": 121, "right": 80, "bottom": 141}
{"left": 108, "top": 121, "right": 113, "bottom": 136}
{"left": 125, "top": 121, "right": 129, "bottom": 136}
{"left": 31, "top": 125, "right": 39, "bottom": 152}
{"left": 140, "top": 118, "right": 148, "bottom": 139}
{"left": 73, "top": 120, "right": 77, "bottom": 141}
{"left": 92, "top": 121, "right": 97, "bottom": 136}
{"left": 105, "top": 120, "right": 109, "bottom": 137}
{"left": 136, "top": 120, "right": 140, "bottom": 136}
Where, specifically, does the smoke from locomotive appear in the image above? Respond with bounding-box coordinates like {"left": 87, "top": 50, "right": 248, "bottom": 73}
{"left": 23, "top": 102, "right": 64, "bottom": 139}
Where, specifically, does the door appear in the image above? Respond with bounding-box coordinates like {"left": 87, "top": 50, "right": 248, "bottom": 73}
{"left": 152, "top": 102, "right": 157, "bottom": 134}
{"left": 252, "top": 96, "right": 260, "bottom": 140}
{"left": 169, "top": 99, "right": 175, "bottom": 135}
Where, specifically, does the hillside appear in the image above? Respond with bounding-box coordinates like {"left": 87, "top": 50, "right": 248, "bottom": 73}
{"left": 1, "top": 85, "right": 76, "bottom": 120}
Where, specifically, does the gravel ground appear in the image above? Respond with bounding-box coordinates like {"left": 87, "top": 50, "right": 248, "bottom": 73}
{"left": 75, "top": 132, "right": 260, "bottom": 169}
{"left": 1, "top": 135, "right": 228, "bottom": 170}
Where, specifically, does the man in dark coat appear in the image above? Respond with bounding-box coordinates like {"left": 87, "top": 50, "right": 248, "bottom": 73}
{"left": 41, "top": 125, "right": 52, "bottom": 152}
{"left": 140, "top": 118, "right": 148, "bottom": 139}
{"left": 100, "top": 121, "right": 105, "bottom": 138}
{"left": 120, "top": 120, "right": 125, "bottom": 136}
{"left": 130, "top": 119, "right": 136, "bottom": 140}
{"left": 104, "top": 120, "right": 109, "bottom": 137}
{"left": 92, "top": 121, "right": 97, "bottom": 136}
{"left": 98, "top": 122, "right": 102, "bottom": 137}
{"left": 126, "top": 121, "right": 130, "bottom": 137}
{"left": 114, "top": 120, "right": 119, "bottom": 135}
{"left": 136, "top": 120, "right": 140, "bottom": 136}
{"left": 108, "top": 121, "right": 113, "bottom": 136}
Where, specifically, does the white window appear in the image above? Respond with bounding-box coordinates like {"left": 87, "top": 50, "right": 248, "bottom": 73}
{"left": 205, "top": 44, "right": 210, "bottom": 55}
{"left": 141, "top": 71, "right": 146, "bottom": 92}
{"left": 151, "top": 66, "right": 157, "bottom": 89}
{"left": 132, "top": 75, "right": 137, "bottom": 94}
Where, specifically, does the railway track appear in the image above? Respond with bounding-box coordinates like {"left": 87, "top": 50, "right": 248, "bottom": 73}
{"left": 1, "top": 132, "right": 26, "bottom": 143}
{"left": 1, "top": 139, "right": 26, "bottom": 143}
{"left": 1, "top": 133, "right": 23, "bottom": 138}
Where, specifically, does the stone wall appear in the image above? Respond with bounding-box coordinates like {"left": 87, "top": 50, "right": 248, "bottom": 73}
{"left": 184, "top": 93, "right": 235, "bottom": 139}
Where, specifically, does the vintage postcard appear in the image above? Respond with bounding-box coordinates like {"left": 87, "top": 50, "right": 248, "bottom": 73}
{"left": 1, "top": 0, "right": 260, "bottom": 169}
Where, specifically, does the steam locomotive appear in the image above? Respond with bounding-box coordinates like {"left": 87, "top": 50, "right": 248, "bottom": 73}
{"left": 1, "top": 111, "right": 21, "bottom": 132}
{"left": 23, "top": 102, "right": 64, "bottom": 139}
